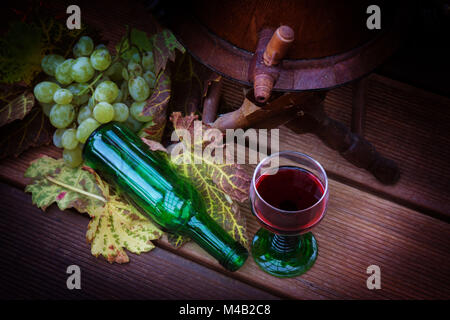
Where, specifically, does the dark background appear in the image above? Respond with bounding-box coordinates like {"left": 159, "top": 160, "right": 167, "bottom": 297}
{"left": 377, "top": 0, "right": 450, "bottom": 97}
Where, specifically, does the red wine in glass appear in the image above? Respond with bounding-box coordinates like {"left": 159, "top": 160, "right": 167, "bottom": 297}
{"left": 250, "top": 151, "right": 329, "bottom": 278}
{"left": 254, "top": 166, "right": 326, "bottom": 235}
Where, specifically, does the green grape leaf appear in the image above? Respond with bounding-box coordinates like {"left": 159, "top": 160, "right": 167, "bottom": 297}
{"left": 25, "top": 156, "right": 105, "bottom": 212}
{"left": 116, "top": 27, "right": 152, "bottom": 61}
{"left": 158, "top": 112, "right": 251, "bottom": 248}
{"left": 138, "top": 68, "right": 171, "bottom": 142}
{"left": 85, "top": 167, "right": 163, "bottom": 263}
{"left": 167, "top": 233, "right": 189, "bottom": 249}
{"left": 0, "top": 92, "right": 35, "bottom": 128}
{"left": 151, "top": 29, "right": 185, "bottom": 76}
{"left": 0, "top": 21, "right": 43, "bottom": 85}
{"left": 0, "top": 107, "right": 53, "bottom": 159}
{"left": 170, "top": 113, "right": 250, "bottom": 201}
{"left": 24, "top": 156, "right": 163, "bottom": 263}
{"left": 130, "top": 28, "right": 153, "bottom": 52}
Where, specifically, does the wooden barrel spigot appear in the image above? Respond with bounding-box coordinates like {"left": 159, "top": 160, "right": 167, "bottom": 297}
{"left": 263, "top": 25, "right": 295, "bottom": 66}
{"left": 251, "top": 26, "right": 295, "bottom": 104}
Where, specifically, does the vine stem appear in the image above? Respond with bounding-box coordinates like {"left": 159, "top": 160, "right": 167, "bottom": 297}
{"left": 46, "top": 176, "right": 107, "bottom": 203}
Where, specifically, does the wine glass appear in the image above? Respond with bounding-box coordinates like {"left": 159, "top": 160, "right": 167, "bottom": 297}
{"left": 250, "top": 151, "right": 329, "bottom": 278}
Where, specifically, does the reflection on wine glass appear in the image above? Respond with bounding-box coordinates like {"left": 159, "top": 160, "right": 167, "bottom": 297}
{"left": 250, "top": 151, "right": 329, "bottom": 278}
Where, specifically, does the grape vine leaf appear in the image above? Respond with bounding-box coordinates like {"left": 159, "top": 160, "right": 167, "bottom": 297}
{"left": 0, "top": 92, "right": 35, "bottom": 128}
{"left": 0, "top": 21, "right": 43, "bottom": 85}
{"left": 161, "top": 112, "right": 251, "bottom": 248}
{"left": 116, "top": 27, "right": 153, "bottom": 61}
{"left": 138, "top": 68, "right": 171, "bottom": 142}
{"left": 24, "top": 156, "right": 163, "bottom": 263}
{"left": 142, "top": 137, "right": 168, "bottom": 153}
{"left": 0, "top": 14, "right": 101, "bottom": 85}
{"left": 0, "top": 107, "right": 53, "bottom": 159}
{"left": 130, "top": 28, "right": 153, "bottom": 52}
{"left": 0, "top": 10, "right": 103, "bottom": 157}
{"left": 151, "top": 29, "right": 185, "bottom": 76}
{"left": 25, "top": 156, "right": 104, "bottom": 212}
{"left": 169, "top": 52, "right": 222, "bottom": 115}
{"left": 0, "top": 83, "right": 28, "bottom": 104}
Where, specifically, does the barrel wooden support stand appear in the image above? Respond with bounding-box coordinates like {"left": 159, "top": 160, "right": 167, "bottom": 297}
{"left": 284, "top": 90, "right": 400, "bottom": 185}
{"left": 211, "top": 86, "right": 400, "bottom": 185}
{"left": 352, "top": 77, "right": 368, "bottom": 136}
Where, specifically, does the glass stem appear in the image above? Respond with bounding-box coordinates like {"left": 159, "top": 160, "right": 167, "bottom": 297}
{"left": 271, "top": 234, "right": 301, "bottom": 253}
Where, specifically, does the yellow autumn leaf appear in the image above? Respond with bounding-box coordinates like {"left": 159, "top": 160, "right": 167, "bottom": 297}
{"left": 25, "top": 156, "right": 163, "bottom": 263}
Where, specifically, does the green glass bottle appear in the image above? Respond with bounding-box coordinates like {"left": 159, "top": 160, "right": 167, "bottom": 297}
{"left": 82, "top": 122, "right": 248, "bottom": 271}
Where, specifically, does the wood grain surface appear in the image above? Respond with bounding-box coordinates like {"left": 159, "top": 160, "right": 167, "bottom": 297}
{"left": 1, "top": 145, "right": 449, "bottom": 299}
{"left": 0, "top": 182, "right": 278, "bottom": 300}
{"left": 1, "top": 0, "right": 449, "bottom": 300}
{"left": 190, "top": 0, "right": 390, "bottom": 59}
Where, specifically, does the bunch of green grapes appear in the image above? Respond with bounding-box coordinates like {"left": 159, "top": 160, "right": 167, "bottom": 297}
{"left": 33, "top": 36, "right": 157, "bottom": 168}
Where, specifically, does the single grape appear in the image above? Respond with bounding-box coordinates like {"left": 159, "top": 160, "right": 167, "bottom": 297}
{"left": 93, "top": 102, "right": 114, "bottom": 123}
{"left": 40, "top": 102, "right": 54, "bottom": 117}
{"left": 112, "top": 103, "right": 129, "bottom": 122}
{"left": 76, "top": 118, "right": 101, "bottom": 143}
{"left": 77, "top": 105, "right": 92, "bottom": 124}
{"left": 130, "top": 101, "right": 152, "bottom": 122}
{"left": 124, "top": 114, "right": 143, "bottom": 133}
{"left": 49, "top": 104, "right": 75, "bottom": 128}
{"left": 71, "top": 57, "right": 95, "bottom": 83}
{"left": 53, "top": 128, "right": 65, "bottom": 148}
{"left": 63, "top": 145, "right": 83, "bottom": 168}
{"left": 34, "top": 81, "right": 60, "bottom": 103}
{"left": 94, "top": 81, "right": 119, "bottom": 103}
{"left": 67, "top": 83, "right": 90, "bottom": 106}
{"left": 55, "top": 59, "right": 75, "bottom": 85}
{"left": 122, "top": 67, "right": 129, "bottom": 81}
{"left": 73, "top": 36, "right": 94, "bottom": 57}
{"left": 53, "top": 88, "right": 73, "bottom": 105}
{"left": 87, "top": 96, "right": 96, "bottom": 110}
{"left": 128, "top": 51, "right": 141, "bottom": 64}
{"left": 127, "top": 61, "right": 143, "bottom": 77}
{"left": 104, "top": 61, "right": 124, "bottom": 82}
{"left": 142, "top": 51, "right": 154, "bottom": 71}
{"left": 128, "top": 76, "right": 150, "bottom": 102}
{"left": 90, "top": 47, "right": 112, "bottom": 71}
{"left": 143, "top": 70, "right": 156, "bottom": 89}
{"left": 41, "top": 54, "right": 65, "bottom": 77}
{"left": 61, "top": 128, "right": 79, "bottom": 150}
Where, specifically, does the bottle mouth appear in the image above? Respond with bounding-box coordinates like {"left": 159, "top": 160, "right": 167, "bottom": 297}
{"left": 221, "top": 243, "right": 249, "bottom": 272}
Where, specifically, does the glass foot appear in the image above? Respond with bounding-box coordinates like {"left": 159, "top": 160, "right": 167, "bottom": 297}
{"left": 251, "top": 228, "right": 318, "bottom": 278}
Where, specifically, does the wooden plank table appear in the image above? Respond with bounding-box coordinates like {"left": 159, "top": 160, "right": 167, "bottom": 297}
{"left": 1, "top": 0, "right": 449, "bottom": 300}
{"left": 1, "top": 72, "right": 450, "bottom": 299}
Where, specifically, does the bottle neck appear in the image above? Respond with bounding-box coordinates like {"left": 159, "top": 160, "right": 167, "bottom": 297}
{"left": 184, "top": 212, "right": 248, "bottom": 272}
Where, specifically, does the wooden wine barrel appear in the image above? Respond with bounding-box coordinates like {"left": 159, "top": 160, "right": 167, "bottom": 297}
{"left": 159, "top": 0, "right": 410, "bottom": 91}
